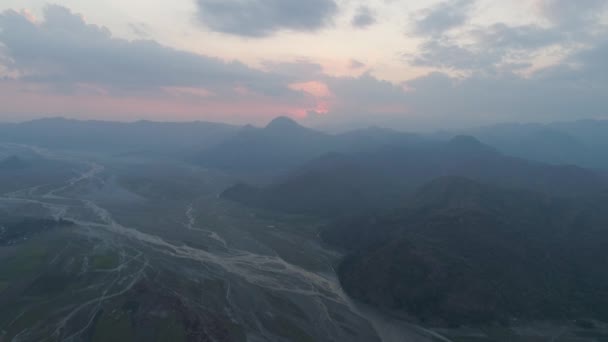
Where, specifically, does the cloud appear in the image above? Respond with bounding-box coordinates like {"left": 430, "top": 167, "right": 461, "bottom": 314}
{"left": 411, "top": 39, "right": 496, "bottom": 70}
{"left": 308, "top": 46, "right": 608, "bottom": 131}
{"left": 401, "top": 68, "right": 608, "bottom": 128}
{"left": 410, "top": 23, "right": 562, "bottom": 71}
{"left": 261, "top": 59, "right": 324, "bottom": 80}
{"left": 1, "top": 3, "right": 608, "bottom": 130}
{"left": 411, "top": 0, "right": 475, "bottom": 36}
{"left": 128, "top": 22, "right": 152, "bottom": 38}
{"left": 538, "top": 39, "right": 608, "bottom": 84}
{"left": 475, "top": 23, "right": 562, "bottom": 51}
{"left": 0, "top": 5, "right": 295, "bottom": 99}
{"left": 194, "top": 0, "right": 338, "bottom": 38}
{"left": 349, "top": 59, "right": 366, "bottom": 69}
{"left": 0, "top": 5, "right": 337, "bottom": 122}
{"left": 407, "top": 0, "right": 604, "bottom": 75}
{"left": 539, "top": 0, "right": 608, "bottom": 29}
{"left": 394, "top": 39, "right": 608, "bottom": 128}
{"left": 351, "top": 6, "right": 376, "bottom": 29}
{"left": 308, "top": 32, "right": 608, "bottom": 130}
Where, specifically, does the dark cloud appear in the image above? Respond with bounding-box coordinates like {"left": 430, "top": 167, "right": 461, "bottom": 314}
{"left": 310, "top": 49, "right": 608, "bottom": 130}
{"left": 398, "top": 40, "right": 608, "bottom": 128}
{"left": 475, "top": 23, "right": 562, "bottom": 51}
{"left": 411, "top": 39, "right": 497, "bottom": 70}
{"left": 392, "top": 0, "right": 608, "bottom": 129}
{"left": 195, "top": 0, "right": 338, "bottom": 38}
{"left": 310, "top": 36, "right": 608, "bottom": 130}
{"left": 411, "top": 23, "right": 562, "bottom": 71}
{"left": 539, "top": 0, "right": 608, "bottom": 29}
{"left": 1, "top": 4, "right": 607, "bottom": 130}
{"left": 128, "top": 22, "right": 152, "bottom": 38}
{"left": 407, "top": 0, "right": 604, "bottom": 74}
{"left": 538, "top": 39, "right": 608, "bottom": 84}
{"left": 349, "top": 59, "right": 366, "bottom": 69}
{"left": 401, "top": 68, "right": 608, "bottom": 128}
{"left": 0, "top": 5, "right": 295, "bottom": 98}
{"left": 351, "top": 6, "right": 376, "bottom": 29}
{"left": 412, "top": 0, "right": 475, "bottom": 36}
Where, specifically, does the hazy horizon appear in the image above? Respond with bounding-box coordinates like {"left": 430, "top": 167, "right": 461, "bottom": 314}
{"left": 3, "top": 114, "right": 608, "bottom": 135}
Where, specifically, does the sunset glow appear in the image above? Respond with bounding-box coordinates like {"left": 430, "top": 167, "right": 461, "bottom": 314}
{"left": 0, "top": 0, "right": 606, "bottom": 129}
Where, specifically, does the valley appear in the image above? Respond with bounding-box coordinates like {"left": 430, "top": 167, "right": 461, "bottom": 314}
{"left": 0, "top": 144, "right": 445, "bottom": 342}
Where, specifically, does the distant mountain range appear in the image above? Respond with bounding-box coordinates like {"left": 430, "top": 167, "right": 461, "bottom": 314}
{"left": 216, "top": 119, "right": 608, "bottom": 327}
{"left": 196, "top": 116, "right": 419, "bottom": 172}
{"left": 449, "top": 119, "right": 608, "bottom": 169}
{"left": 0, "top": 117, "right": 240, "bottom": 154}
{"left": 222, "top": 135, "right": 606, "bottom": 216}
{"left": 4, "top": 116, "right": 608, "bottom": 171}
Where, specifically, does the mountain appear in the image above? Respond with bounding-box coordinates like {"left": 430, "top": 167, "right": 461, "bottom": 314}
{"left": 0, "top": 118, "right": 240, "bottom": 154}
{"left": 221, "top": 136, "right": 607, "bottom": 216}
{"left": 196, "top": 117, "right": 334, "bottom": 172}
{"left": 197, "top": 117, "right": 420, "bottom": 173}
{"left": 459, "top": 120, "right": 608, "bottom": 169}
{"left": 221, "top": 152, "right": 401, "bottom": 216}
{"left": 264, "top": 116, "right": 304, "bottom": 131}
{"left": 550, "top": 119, "right": 608, "bottom": 150}
{"left": 335, "top": 126, "right": 420, "bottom": 153}
{"left": 323, "top": 177, "right": 608, "bottom": 326}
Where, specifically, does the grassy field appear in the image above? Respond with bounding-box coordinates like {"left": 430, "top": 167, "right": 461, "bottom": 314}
{"left": 443, "top": 324, "right": 608, "bottom": 342}
{"left": 92, "top": 253, "right": 120, "bottom": 270}
{"left": 0, "top": 243, "right": 48, "bottom": 279}
{"left": 91, "top": 311, "right": 135, "bottom": 342}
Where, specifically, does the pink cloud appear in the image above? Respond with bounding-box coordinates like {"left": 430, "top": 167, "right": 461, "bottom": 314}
{"left": 289, "top": 81, "right": 332, "bottom": 98}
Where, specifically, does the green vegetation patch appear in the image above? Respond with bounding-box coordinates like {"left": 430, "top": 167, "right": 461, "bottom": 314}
{"left": 92, "top": 253, "right": 120, "bottom": 270}
{"left": 262, "top": 316, "right": 314, "bottom": 342}
{"left": 92, "top": 311, "right": 134, "bottom": 342}
{"left": 153, "top": 313, "right": 187, "bottom": 342}
{"left": 24, "top": 274, "right": 72, "bottom": 296}
{"left": 0, "top": 244, "right": 48, "bottom": 278}
{"left": 576, "top": 330, "right": 608, "bottom": 341}
{"left": 225, "top": 320, "right": 247, "bottom": 342}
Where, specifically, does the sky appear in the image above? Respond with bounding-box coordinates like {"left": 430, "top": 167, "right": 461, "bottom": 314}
{"left": 0, "top": 0, "right": 607, "bottom": 130}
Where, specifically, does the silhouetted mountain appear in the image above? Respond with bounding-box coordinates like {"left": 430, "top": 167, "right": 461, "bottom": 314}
{"left": 550, "top": 119, "right": 608, "bottom": 149}
{"left": 323, "top": 177, "right": 608, "bottom": 326}
{"left": 264, "top": 116, "right": 303, "bottom": 131}
{"left": 458, "top": 120, "right": 608, "bottom": 169}
{"left": 197, "top": 117, "right": 420, "bottom": 173}
{"left": 197, "top": 117, "right": 334, "bottom": 172}
{"left": 0, "top": 118, "right": 239, "bottom": 154}
{"left": 335, "top": 126, "right": 420, "bottom": 153}
{"left": 222, "top": 137, "right": 606, "bottom": 216}
{"left": 221, "top": 152, "right": 401, "bottom": 216}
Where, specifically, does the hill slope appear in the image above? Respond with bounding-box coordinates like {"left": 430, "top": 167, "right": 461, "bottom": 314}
{"left": 197, "top": 117, "right": 419, "bottom": 173}
{"left": 460, "top": 120, "right": 608, "bottom": 169}
{"left": 0, "top": 118, "right": 239, "bottom": 154}
{"left": 323, "top": 177, "right": 608, "bottom": 326}
{"left": 196, "top": 117, "right": 334, "bottom": 171}
{"left": 222, "top": 136, "right": 606, "bottom": 216}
